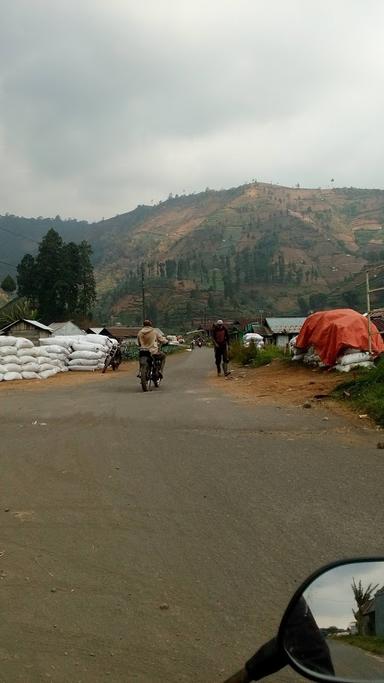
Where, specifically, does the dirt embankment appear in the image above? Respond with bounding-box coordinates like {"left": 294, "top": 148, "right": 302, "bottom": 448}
{"left": 211, "top": 359, "right": 350, "bottom": 407}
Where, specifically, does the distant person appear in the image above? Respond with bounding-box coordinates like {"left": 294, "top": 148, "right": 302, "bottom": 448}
{"left": 212, "top": 319, "right": 230, "bottom": 376}
{"left": 137, "top": 320, "right": 167, "bottom": 377}
{"left": 190, "top": 339, "right": 195, "bottom": 350}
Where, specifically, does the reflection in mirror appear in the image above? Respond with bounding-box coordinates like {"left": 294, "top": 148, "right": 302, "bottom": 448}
{"left": 283, "top": 561, "right": 384, "bottom": 681}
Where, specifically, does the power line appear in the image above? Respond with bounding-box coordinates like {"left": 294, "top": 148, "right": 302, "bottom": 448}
{"left": 0, "top": 259, "right": 17, "bottom": 270}
{"left": 0, "top": 224, "right": 39, "bottom": 244}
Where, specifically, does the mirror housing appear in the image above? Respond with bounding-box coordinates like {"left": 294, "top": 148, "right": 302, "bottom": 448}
{"left": 278, "top": 557, "right": 384, "bottom": 683}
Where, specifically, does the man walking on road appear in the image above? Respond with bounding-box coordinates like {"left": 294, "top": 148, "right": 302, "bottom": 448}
{"left": 212, "top": 319, "right": 230, "bottom": 376}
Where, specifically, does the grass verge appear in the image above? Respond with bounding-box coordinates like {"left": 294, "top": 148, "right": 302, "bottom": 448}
{"left": 333, "top": 357, "right": 384, "bottom": 425}
{"left": 229, "top": 340, "right": 288, "bottom": 368}
{"left": 332, "top": 634, "right": 384, "bottom": 656}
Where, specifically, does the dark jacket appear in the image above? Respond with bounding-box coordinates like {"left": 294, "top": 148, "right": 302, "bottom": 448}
{"left": 212, "top": 325, "right": 230, "bottom": 346}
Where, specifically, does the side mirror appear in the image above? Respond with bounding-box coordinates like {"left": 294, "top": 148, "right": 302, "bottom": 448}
{"left": 278, "top": 558, "right": 384, "bottom": 682}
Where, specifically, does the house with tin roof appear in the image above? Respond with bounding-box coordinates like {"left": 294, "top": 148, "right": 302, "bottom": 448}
{"left": 246, "top": 317, "right": 306, "bottom": 347}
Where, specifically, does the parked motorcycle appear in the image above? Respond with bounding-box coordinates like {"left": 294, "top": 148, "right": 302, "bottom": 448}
{"left": 102, "top": 343, "right": 122, "bottom": 373}
{"left": 223, "top": 557, "right": 384, "bottom": 683}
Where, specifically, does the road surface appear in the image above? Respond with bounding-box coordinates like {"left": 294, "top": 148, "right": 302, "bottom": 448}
{"left": 0, "top": 348, "right": 383, "bottom": 682}
{"left": 329, "top": 639, "right": 384, "bottom": 678}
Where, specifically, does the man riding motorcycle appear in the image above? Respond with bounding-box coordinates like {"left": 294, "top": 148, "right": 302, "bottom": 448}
{"left": 137, "top": 320, "right": 167, "bottom": 378}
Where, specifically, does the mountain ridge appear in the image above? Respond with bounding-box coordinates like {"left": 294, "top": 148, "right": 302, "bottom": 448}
{"left": 2, "top": 182, "right": 384, "bottom": 325}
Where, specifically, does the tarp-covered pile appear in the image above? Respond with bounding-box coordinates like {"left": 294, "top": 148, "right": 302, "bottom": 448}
{"left": 293, "top": 309, "right": 384, "bottom": 371}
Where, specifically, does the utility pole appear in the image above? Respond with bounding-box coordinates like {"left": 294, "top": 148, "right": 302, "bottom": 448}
{"left": 141, "top": 262, "right": 146, "bottom": 322}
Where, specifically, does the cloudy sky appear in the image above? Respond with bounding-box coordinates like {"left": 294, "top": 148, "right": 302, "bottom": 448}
{"left": 1, "top": 0, "right": 384, "bottom": 222}
{"left": 303, "top": 560, "right": 384, "bottom": 628}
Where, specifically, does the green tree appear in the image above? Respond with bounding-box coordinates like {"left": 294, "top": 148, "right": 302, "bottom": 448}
{"left": 17, "top": 253, "right": 38, "bottom": 303}
{"left": 351, "top": 578, "right": 378, "bottom": 635}
{"left": 16, "top": 229, "right": 96, "bottom": 323}
{"left": 76, "top": 241, "right": 96, "bottom": 318}
{"left": 1, "top": 274, "right": 16, "bottom": 292}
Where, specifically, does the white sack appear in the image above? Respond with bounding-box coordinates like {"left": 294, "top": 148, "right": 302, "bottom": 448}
{"left": 40, "top": 345, "right": 69, "bottom": 355}
{"left": 69, "top": 365, "right": 98, "bottom": 371}
{"left": 39, "top": 337, "right": 69, "bottom": 348}
{"left": 334, "top": 361, "right": 374, "bottom": 373}
{"left": 18, "top": 347, "right": 39, "bottom": 357}
{"left": 70, "top": 349, "right": 104, "bottom": 360}
{"left": 338, "top": 351, "right": 371, "bottom": 366}
{"left": 19, "top": 355, "right": 37, "bottom": 365}
{"left": 0, "top": 346, "right": 19, "bottom": 356}
{"left": 15, "top": 337, "right": 34, "bottom": 349}
{"left": 71, "top": 342, "right": 106, "bottom": 353}
{"left": 22, "top": 362, "right": 40, "bottom": 373}
{"left": 2, "top": 355, "right": 20, "bottom": 364}
{"left": 69, "top": 358, "right": 99, "bottom": 367}
{"left": 0, "top": 336, "right": 17, "bottom": 347}
{"left": 40, "top": 369, "right": 59, "bottom": 379}
{"left": 39, "top": 363, "right": 56, "bottom": 372}
{"left": 4, "top": 372, "right": 22, "bottom": 381}
{"left": 22, "top": 371, "right": 40, "bottom": 380}
{"left": 4, "top": 363, "right": 21, "bottom": 373}
{"left": 37, "top": 356, "right": 50, "bottom": 365}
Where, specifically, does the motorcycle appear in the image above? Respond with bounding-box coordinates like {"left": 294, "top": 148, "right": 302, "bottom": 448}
{"left": 138, "top": 349, "right": 163, "bottom": 392}
{"left": 223, "top": 557, "right": 384, "bottom": 683}
{"left": 102, "top": 343, "right": 122, "bottom": 373}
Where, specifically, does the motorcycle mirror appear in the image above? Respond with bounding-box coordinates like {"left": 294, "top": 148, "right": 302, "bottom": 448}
{"left": 278, "top": 558, "right": 384, "bottom": 683}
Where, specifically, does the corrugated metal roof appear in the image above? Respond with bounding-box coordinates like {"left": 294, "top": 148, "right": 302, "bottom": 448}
{"left": 265, "top": 317, "right": 306, "bottom": 334}
{"left": 24, "top": 319, "right": 53, "bottom": 331}
{"left": 0, "top": 318, "right": 52, "bottom": 333}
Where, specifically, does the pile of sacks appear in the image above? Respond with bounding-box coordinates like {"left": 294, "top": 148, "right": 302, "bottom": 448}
{"left": 290, "top": 337, "right": 374, "bottom": 372}
{"left": 0, "top": 333, "right": 116, "bottom": 382}
{"left": 0, "top": 336, "right": 64, "bottom": 381}
{"left": 40, "top": 334, "right": 114, "bottom": 372}
{"left": 334, "top": 349, "right": 374, "bottom": 373}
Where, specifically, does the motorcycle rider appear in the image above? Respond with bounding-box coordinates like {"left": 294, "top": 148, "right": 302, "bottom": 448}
{"left": 137, "top": 320, "right": 167, "bottom": 377}
{"left": 212, "top": 319, "right": 230, "bottom": 376}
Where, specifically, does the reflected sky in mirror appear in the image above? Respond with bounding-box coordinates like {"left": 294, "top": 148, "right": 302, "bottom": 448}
{"left": 303, "top": 562, "right": 384, "bottom": 630}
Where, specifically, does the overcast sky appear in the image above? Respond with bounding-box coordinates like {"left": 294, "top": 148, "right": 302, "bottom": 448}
{"left": 1, "top": 0, "right": 384, "bottom": 222}
{"left": 303, "top": 561, "right": 384, "bottom": 628}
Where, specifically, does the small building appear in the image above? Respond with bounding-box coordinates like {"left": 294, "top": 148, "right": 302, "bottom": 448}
{"left": 0, "top": 318, "right": 52, "bottom": 344}
{"left": 50, "top": 321, "right": 85, "bottom": 336}
{"left": 369, "top": 309, "right": 384, "bottom": 340}
{"left": 264, "top": 317, "right": 306, "bottom": 347}
{"left": 88, "top": 326, "right": 142, "bottom": 343}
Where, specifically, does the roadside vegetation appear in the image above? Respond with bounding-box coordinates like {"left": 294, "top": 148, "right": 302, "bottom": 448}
{"left": 229, "top": 340, "right": 287, "bottom": 368}
{"left": 333, "top": 357, "right": 384, "bottom": 425}
{"left": 331, "top": 634, "right": 384, "bottom": 656}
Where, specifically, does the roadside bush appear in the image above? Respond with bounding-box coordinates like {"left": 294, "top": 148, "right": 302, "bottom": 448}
{"left": 333, "top": 356, "right": 384, "bottom": 424}
{"left": 229, "top": 340, "right": 287, "bottom": 367}
{"left": 121, "top": 343, "right": 183, "bottom": 362}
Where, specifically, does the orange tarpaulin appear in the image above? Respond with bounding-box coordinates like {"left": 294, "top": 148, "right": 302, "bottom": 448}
{"left": 295, "top": 309, "right": 384, "bottom": 367}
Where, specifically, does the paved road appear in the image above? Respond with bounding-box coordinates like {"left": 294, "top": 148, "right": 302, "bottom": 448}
{"left": 329, "top": 639, "right": 384, "bottom": 679}
{"left": 0, "top": 348, "right": 383, "bottom": 682}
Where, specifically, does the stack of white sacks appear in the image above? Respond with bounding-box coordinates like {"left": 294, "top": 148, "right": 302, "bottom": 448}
{"left": 0, "top": 335, "right": 62, "bottom": 381}
{"left": 0, "top": 333, "right": 115, "bottom": 381}
{"left": 40, "top": 334, "right": 114, "bottom": 372}
{"left": 290, "top": 337, "right": 374, "bottom": 372}
{"left": 333, "top": 349, "right": 374, "bottom": 372}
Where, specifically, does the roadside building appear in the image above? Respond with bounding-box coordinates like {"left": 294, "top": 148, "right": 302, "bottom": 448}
{"left": 369, "top": 309, "right": 384, "bottom": 341}
{"left": 50, "top": 321, "right": 85, "bottom": 336}
{"left": 245, "top": 317, "right": 306, "bottom": 347}
{"left": 88, "top": 326, "right": 142, "bottom": 343}
{"left": 264, "top": 317, "right": 306, "bottom": 347}
{"left": 0, "top": 318, "right": 52, "bottom": 344}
